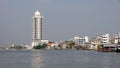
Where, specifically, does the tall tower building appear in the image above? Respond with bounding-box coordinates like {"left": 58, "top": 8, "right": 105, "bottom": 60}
{"left": 32, "top": 10, "right": 43, "bottom": 47}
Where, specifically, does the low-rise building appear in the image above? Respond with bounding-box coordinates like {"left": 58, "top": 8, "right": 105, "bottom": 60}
{"left": 113, "top": 33, "right": 120, "bottom": 44}
{"left": 73, "top": 36, "right": 89, "bottom": 45}
{"left": 103, "top": 44, "right": 116, "bottom": 52}
{"left": 41, "top": 40, "right": 49, "bottom": 44}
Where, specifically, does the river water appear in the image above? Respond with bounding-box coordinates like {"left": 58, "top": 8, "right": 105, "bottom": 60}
{"left": 0, "top": 50, "right": 120, "bottom": 68}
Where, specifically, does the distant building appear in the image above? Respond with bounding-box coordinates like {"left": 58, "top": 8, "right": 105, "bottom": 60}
{"left": 73, "top": 36, "right": 89, "bottom": 45}
{"left": 47, "top": 42, "right": 56, "bottom": 49}
{"left": 102, "top": 44, "right": 116, "bottom": 52}
{"left": 113, "top": 33, "right": 120, "bottom": 44}
{"left": 32, "top": 10, "right": 44, "bottom": 47}
{"left": 91, "top": 36, "right": 101, "bottom": 45}
{"left": 90, "top": 33, "right": 111, "bottom": 50}
{"left": 101, "top": 33, "right": 110, "bottom": 44}
{"left": 41, "top": 40, "right": 49, "bottom": 44}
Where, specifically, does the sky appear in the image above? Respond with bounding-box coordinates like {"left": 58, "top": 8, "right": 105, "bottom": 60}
{"left": 0, "top": 0, "right": 120, "bottom": 46}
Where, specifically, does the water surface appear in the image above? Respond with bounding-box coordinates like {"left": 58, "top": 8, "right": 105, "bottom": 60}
{"left": 0, "top": 50, "right": 120, "bottom": 68}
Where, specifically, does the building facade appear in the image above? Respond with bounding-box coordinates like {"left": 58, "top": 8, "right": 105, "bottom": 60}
{"left": 73, "top": 36, "right": 89, "bottom": 45}
{"left": 114, "top": 33, "right": 120, "bottom": 44}
{"left": 101, "top": 33, "right": 110, "bottom": 44}
{"left": 32, "top": 10, "right": 43, "bottom": 47}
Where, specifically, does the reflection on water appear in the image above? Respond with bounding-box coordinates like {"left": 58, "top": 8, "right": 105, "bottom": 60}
{"left": 0, "top": 50, "right": 120, "bottom": 68}
{"left": 30, "top": 50, "right": 43, "bottom": 68}
{"left": 103, "top": 55, "right": 110, "bottom": 68}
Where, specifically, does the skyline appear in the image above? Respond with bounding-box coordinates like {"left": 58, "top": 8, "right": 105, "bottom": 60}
{"left": 0, "top": 0, "right": 120, "bottom": 46}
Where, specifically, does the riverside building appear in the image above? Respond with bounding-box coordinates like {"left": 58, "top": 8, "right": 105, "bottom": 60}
{"left": 101, "top": 33, "right": 110, "bottom": 44}
{"left": 113, "top": 33, "right": 120, "bottom": 44}
{"left": 73, "top": 36, "right": 89, "bottom": 45}
{"left": 32, "top": 10, "right": 43, "bottom": 47}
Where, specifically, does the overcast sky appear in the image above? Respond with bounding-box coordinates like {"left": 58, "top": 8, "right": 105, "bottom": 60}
{"left": 0, "top": 0, "right": 120, "bottom": 46}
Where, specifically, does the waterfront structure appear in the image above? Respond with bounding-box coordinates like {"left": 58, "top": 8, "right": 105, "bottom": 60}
{"left": 41, "top": 40, "right": 49, "bottom": 44}
{"left": 32, "top": 10, "right": 43, "bottom": 47}
{"left": 90, "top": 36, "right": 102, "bottom": 50}
{"left": 73, "top": 36, "right": 89, "bottom": 45}
{"left": 101, "top": 33, "right": 110, "bottom": 44}
{"left": 97, "top": 44, "right": 116, "bottom": 52}
{"left": 47, "top": 42, "right": 56, "bottom": 49}
{"left": 113, "top": 33, "right": 120, "bottom": 44}
{"left": 91, "top": 36, "right": 102, "bottom": 45}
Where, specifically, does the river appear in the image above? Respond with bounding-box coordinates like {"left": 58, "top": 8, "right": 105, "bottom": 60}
{"left": 0, "top": 50, "right": 120, "bottom": 68}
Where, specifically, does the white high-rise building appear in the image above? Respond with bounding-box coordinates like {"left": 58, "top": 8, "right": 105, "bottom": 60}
{"left": 32, "top": 10, "right": 43, "bottom": 47}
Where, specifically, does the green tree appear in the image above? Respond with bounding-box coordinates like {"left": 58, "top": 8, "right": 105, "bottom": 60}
{"left": 33, "top": 44, "right": 42, "bottom": 49}
{"left": 33, "top": 44, "right": 47, "bottom": 49}
{"left": 68, "top": 41, "right": 75, "bottom": 49}
{"left": 42, "top": 44, "right": 47, "bottom": 48}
